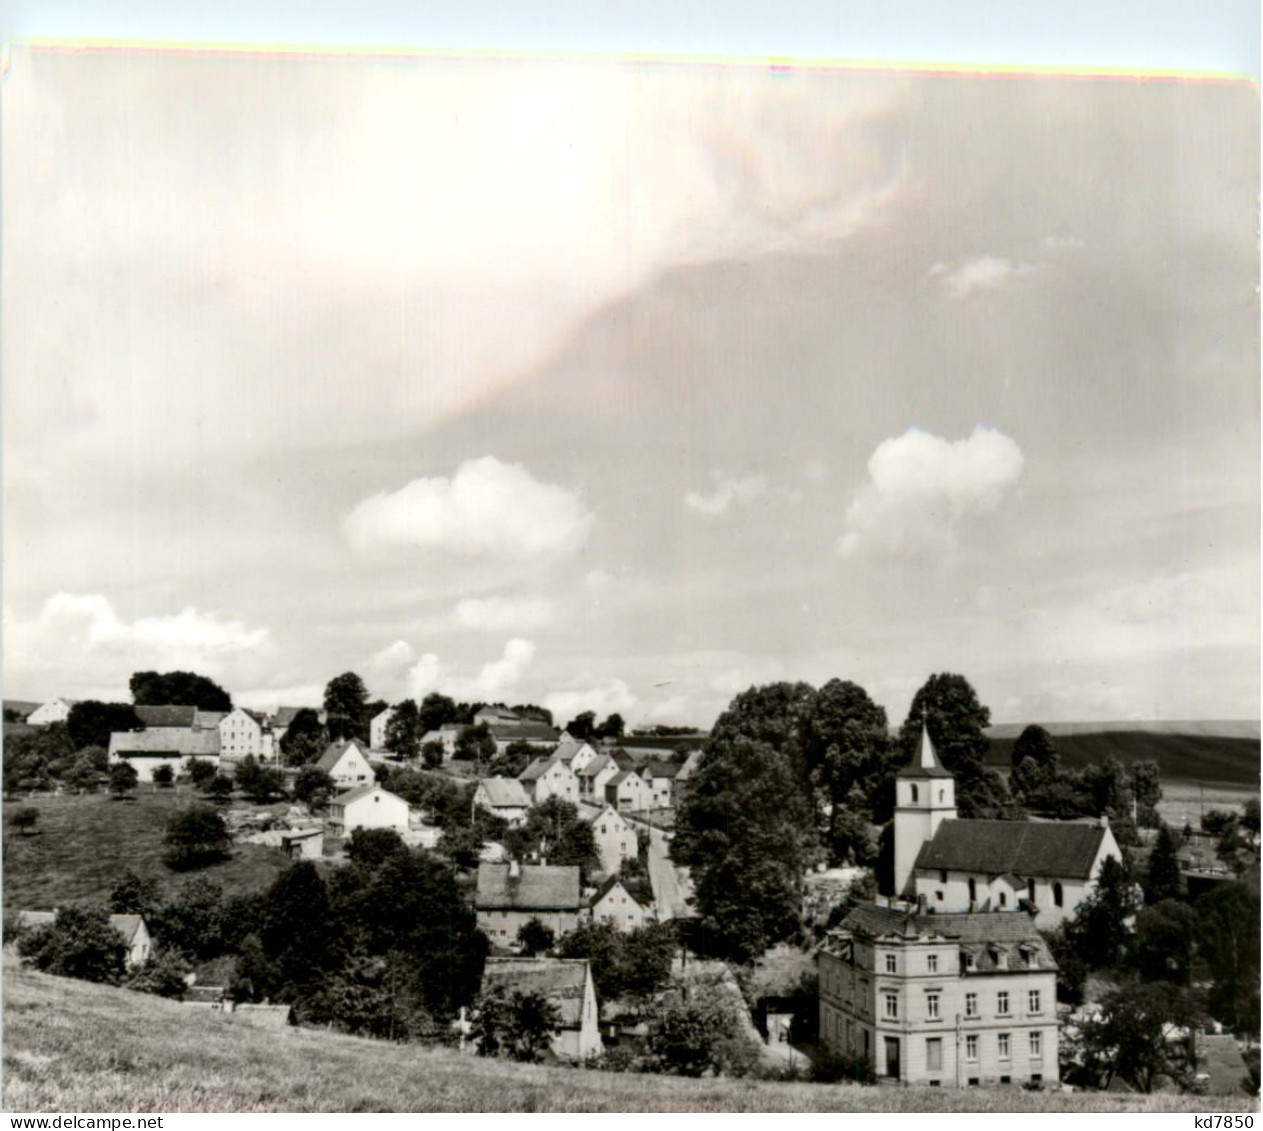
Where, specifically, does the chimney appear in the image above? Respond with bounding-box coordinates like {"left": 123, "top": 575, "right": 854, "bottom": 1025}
{"left": 509, "top": 859, "right": 520, "bottom": 879}
{"left": 1099, "top": 815, "right": 1110, "bottom": 829}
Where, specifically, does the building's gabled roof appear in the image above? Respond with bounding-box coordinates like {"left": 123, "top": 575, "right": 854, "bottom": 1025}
{"left": 895, "top": 724, "right": 954, "bottom": 779}
{"left": 18, "top": 910, "right": 148, "bottom": 945}
{"left": 592, "top": 874, "right": 654, "bottom": 909}
{"left": 476, "top": 706, "right": 523, "bottom": 724}
{"left": 576, "top": 753, "right": 614, "bottom": 778}
{"left": 481, "top": 958, "right": 590, "bottom": 1027}
{"left": 914, "top": 818, "right": 1109, "bottom": 880}
{"left": 552, "top": 738, "right": 593, "bottom": 765}
{"left": 489, "top": 721, "right": 559, "bottom": 743}
{"left": 134, "top": 704, "right": 198, "bottom": 728}
{"left": 606, "top": 770, "right": 643, "bottom": 789}
{"left": 316, "top": 740, "right": 366, "bottom": 773}
{"left": 587, "top": 802, "right": 628, "bottom": 827}
{"left": 194, "top": 709, "right": 228, "bottom": 729}
{"left": 609, "top": 750, "right": 637, "bottom": 771}
{"left": 475, "top": 863, "right": 581, "bottom": 911}
{"left": 272, "top": 706, "right": 327, "bottom": 731}
{"left": 834, "top": 903, "right": 1056, "bottom": 968}
{"left": 108, "top": 727, "right": 220, "bottom": 758}
{"left": 640, "top": 760, "right": 681, "bottom": 781}
{"left": 332, "top": 783, "right": 404, "bottom": 807}
{"left": 519, "top": 753, "right": 571, "bottom": 783}
{"left": 675, "top": 750, "right": 703, "bottom": 779}
{"left": 479, "top": 777, "right": 531, "bottom": 808}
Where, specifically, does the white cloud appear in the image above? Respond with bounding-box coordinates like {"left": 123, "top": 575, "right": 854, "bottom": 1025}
{"left": 583, "top": 570, "right": 616, "bottom": 591}
{"left": 928, "top": 256, "right": 1043, "bottom": 299}
{"left": 685, "top": 472, "right": 769, "bottom": 518}
{"left": 5, "top": 592, "right": 270, "bottom": 699}
{"left": 362, "top": 636, "right": 536, "bottom": 704}
{"left": 644, "top": 695, "right": 693, "bottom": 724}
{"left": 837, "top": 426, "right": 1024, "bottom": 560}
{"left": 454, "top": 594, "right": 555, "bottom": 632}
{"left": 465, "top": 638, "right": 537, "bottom": 700}
{"left": 345, "top": 457, "right": 594, "bottom": 559}
{"left": 708, "top": 661, "right": 787, "bottom": 698}
{"left": 405, "top": 653, "right": 444, "bottom": 700}
{"left": 545, "top": 679, "right": 638, "bottom": 723}
{"left": 234, "top": 683, "right": 325, "bottom": 713}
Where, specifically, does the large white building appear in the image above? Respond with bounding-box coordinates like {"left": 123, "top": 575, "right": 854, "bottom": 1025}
{"left": 326, "top": 784, "right": 410, "bottom": 836}
{"left": 819, "top": 902, "right": 1059, "bottom": 1088}
{"left": 218, "top": 707, "right": 266, "bottom": 760}
{"left": 895, "top": 725, "right": 1121, "bottom": 929}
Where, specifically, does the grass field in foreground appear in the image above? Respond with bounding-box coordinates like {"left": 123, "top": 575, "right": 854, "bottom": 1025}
{"left": 4, "top": 964, "right": 1253, "bottom": 1114}
{"left": 1, "top": 791, "right": 292, "bottom": 916}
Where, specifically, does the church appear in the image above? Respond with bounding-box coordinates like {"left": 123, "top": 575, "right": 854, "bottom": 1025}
{"left": 894, "top": 726, "right": 1121, "bottom": 929}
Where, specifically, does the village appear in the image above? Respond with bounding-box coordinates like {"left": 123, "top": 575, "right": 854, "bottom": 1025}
{"left": 4, "top": 677, "right": 1259, "bottom": 1098}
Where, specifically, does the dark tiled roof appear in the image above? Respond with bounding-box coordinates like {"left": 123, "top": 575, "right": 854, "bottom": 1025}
{"left": 914, "top": 819, "right": 1108, "bottom": 880}
{"left": 592, "top": 875, "right": 654, "bottom": 908}
{"left": 481, "top": 958, "right": 590, "bottom": 1027}
{"left": 331, "top": 783, "right": 401, "bottom": 807}
{"left": 577, "top": 754, "right": 613, "bottom": 778}
{"left": 836, "top": 903, "right": 1054, "bottom": 967}
{"left": 109, "top": 727, "right": 220, "bottom": 758}
{"left": 134, "top": 704, "right": 197, "bottom": 728}
{"left": 489, "top": 722, "right": 558, "bottom": 743}
{"left": 478, "top": 777, "right": 530, "bottom": 808}
{"left": 475, "top": 864, "right": 581, "bottom": 911}
{"left": 640, "top": 760, "right": 681, "bottom": 781}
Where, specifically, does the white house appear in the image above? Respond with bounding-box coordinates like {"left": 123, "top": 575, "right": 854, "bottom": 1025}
{"left": 26, "top": 698, "right": 75, "bottom": 725}
{"left": 480, "top": 957, "right": 603, "bottom": 1061}
{"left": 604, "top": 770, "right": 653, "bottom": 813}
{"left": 586, "top": 803, "right": 639, "bottom": 874}
{"left": 315, "top": 740, "right": 376, "bottom": 791}
{"left": 897, "top": 726, "right": 1122, "bottom": 928}
{"left": 475, "top": 778, "right": 532, "bottom": 826}
{"left": 638, "top": 761, "right": 680, "bottom": 809}
{"left": 326, "top": 784, "right": 410, "bottom": 836}
{"left": 576, "top": 754, "right": 619, "bottom": 803}
{"left": 590, "top": 876, "right": 655, "bottom": 931}
{"left": 218, "top": 707, "right": 265, "bottom": 760}
{"left": 518, "top": 754, "right": 580, "bottom": 806}
{"left": 18, "top": 910, "right": 152, "bottom": 967}
{"left": 370, "top": 706, "right": 396, "bottom": 750}
{"left": 553, "top": 739, "right": 598, "bottom": 774}
{"left": 108, "top": 727, "right": 221, "bottom": 783}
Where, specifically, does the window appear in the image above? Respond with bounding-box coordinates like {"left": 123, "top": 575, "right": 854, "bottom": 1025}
{"left": 968, "top": 1077, "right": 980, "bottom": 1087}
{"left": 1000, "top": 1075, "right": 1011, "bottom": 1085}
{"left": 910, "top": 784, "right": 919, "bottom": 803}
{"left": 939, "top": 788, "right": 946, "bottom": 802}
{"left": 965, "top": 1034, "right": 978, "bottom": 1060}
{"left": 926, "top": 1038, "right": 942, "bottom": 1072}
{"left": 883, "top": 994, "right": 899, "bottom": 1020}
{"left": 1052, "top": 882, "right": 1064, "bottom": 908}
{"left": 927, "top": 954, "right": 938, "bottom": 973}
{"left": 939, "top": 869, "right": 948, "bottom": 883}
{"left": 1031, "top": 1073, "right": 1043, "bottom": 1085}
{"left": 1029, "top": 1031, "right": 1042, "bottom": 1058}
{"left": 1028, "top": 879, "right": 1036, "bottom": 903}
{"left": 998, "top": 1033, "right": 1010, "bottom": 1060}
{"left": 926, "top": 993, "right": 940, "bottom": 1020}
{"left": 965, "top": 992, "right": 978, "bottom": 1018}
{"left": 885, "top": 954, "right": 897, "bottom": 973}
{"left": 998, "top": 892, "right": 1007, "bottom": 908}
{"left": 968, "top": 878, "right": 977, "bottom": 902}
{"left": 1028, "top": 989, "right": 1042, "bottom": 1015}
{"left": 936, "top": 890, "right": 944, "bottom": 902}
{"left": 997, "top": 991, "right": 1009, "bottom": 1016}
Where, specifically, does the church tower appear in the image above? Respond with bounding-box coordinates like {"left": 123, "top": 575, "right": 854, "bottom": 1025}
{"left": 893, "top": 724, "right": 957, "bottom": 897}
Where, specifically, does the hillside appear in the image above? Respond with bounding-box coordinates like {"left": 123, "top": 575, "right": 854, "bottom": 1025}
{"left": 1, "top": 791, "right": 292, "bottom": 916}
{"left": 3, "top": 963, "right": 1246, "bottom": 1114}
{"left": 985, "top": 722, "right": 1260, "bottom": 787}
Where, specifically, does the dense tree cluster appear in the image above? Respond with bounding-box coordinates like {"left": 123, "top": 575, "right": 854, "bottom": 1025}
{"left": 130, "top": 671, "right": 232, "bottom": 711}
{"left": 554, "top": 920, "right": 677, "bottom": 1002}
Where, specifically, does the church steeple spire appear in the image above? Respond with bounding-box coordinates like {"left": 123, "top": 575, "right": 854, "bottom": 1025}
{"left": 918, "top": 722, "right": 943, "bottom": 772}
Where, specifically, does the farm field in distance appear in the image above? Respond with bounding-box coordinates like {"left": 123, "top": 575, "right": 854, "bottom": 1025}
{"left": 1, "top": 790, "right": 293, "bottom": 917}
{"left": 4, "top": 962, "right": 1248, "bottom": 1115}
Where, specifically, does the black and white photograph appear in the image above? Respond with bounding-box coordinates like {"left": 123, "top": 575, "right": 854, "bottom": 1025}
{"left": 2, "top": 0, "right": 1259, "bottom": 1115}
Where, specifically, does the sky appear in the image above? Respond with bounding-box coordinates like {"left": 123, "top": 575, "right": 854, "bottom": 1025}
{"left": 2, "top": 6, "right": 1259, "bottom": 729}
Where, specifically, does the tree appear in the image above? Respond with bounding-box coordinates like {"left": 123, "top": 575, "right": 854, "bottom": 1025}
{"left": 1076, "top": 982, "right": 1203, "bottom": 1093}
{"left": 293, "top": 766, "right": 335, "bottom": 807}
{"left": 205, "top": 775, "right": 234, "bottom": 803}
{"left": 64, "top": 755, "right": 103, "bottom": 794}
{"left": 280, "top": 708, "right": 328, "bottom": 767}
{"left": 324, "top": 672, "right": 370, "bottom": 743}
{"left": 647, "top": 985, "right": 745, "bottom": 1077}
{"left": 674, "top": 735, "right": 816, "bottom": 962}
{"left": 511, "top": 704, "right": 553, "bottom": 726}
{"left": 1132, "top": 899, "right": 1197, "bottom": 985}
{"left": 248, "top": 861, "right": 341, "bottom": 1001}
{"left": 564, "top": 711, "right": 597, "bottom": 742}
{"left": 163, "top": 805, "right": 231, "bottom": 870}
{"left": 504, "top": 797, "right": 600, "bottom": 878}
{"left": 1129, "top": 759, "right": 1163, "bottom": 827}
{"left": 487, "top": 740, "right": 536, "bottom": 779}
{"left": 596, "top": 713, "right": 625, "bottom": 740}
{"left": 4, "top": 723, "right": 77, "bottom": 793}
{"left": 1144, "top": 824, "right": 1183, "bottom": 904}
{"left": 130, "top": 670, "right": 231, "bottom": 711}
{"left": 109, "top": 869, "right": 163, "bottom": 917}
{"left": 471, "top": 985, "right": 561, "bottom": 1062}
{"left": 108, "top": 762, "right": 139, "bottom": 798}
{"left": 1196, "top": 882, "right": 1261, "bottom": 1035}
{"left": 10, "top": 806, "right": 39, "bottom": 836}
{"left": 418, "top": 692, "right": 458, "bottom": 734}
{"left": 66, "top": 700, "right": 145, "bottom": 751}
{"left": 18, "top": 906, "right": 127, "bottom": 983}
{"left": 383, "top": 699, "right": 421, "bottom": 761}
{"left": 1063, "top": 856, "right": 1139, "bottom": 970}
{"left": 346, "top": 828, "right": 407, "bottom": 870}
{"left": 151, "top": 764, "right": 174, "bottom": 787}
{"left": 437, "top": 824, "right": 486, "bottom": 870}
{"left": 421, "top": 741, "right": 444, "bottom": 769}
{"left": 156, "top": 877, "right": 227, "bottom": 960}
{"left": 234, "top": 755, "right": 285, "bottom": 803}
{"left": 1010, "top": 724, "right": 1059, "bottom": 771}
{"left": 186, "top": 758, "right": 217, "bottom": 787}
{"left": 125, "top": 949, "right": 190, "bottom": 999}
{"left": 517, "top": 918, "right": 554, "bottom": 957}
{"left": 1241, "top": 797, "right": 1260, "bottom": 841}
{"left": 454, "top": 723, "right": 496, "bottom": 766}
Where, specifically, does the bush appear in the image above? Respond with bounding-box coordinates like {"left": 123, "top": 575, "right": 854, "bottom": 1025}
{"left": 293, "top": 766, "right": 334, "bottom": 807}
{"left": 163, "top": 806, "right": 232, "bottom": 870}
{"left": 205, "top": 776, "right": 234, "bottom": 802}
{"left": 470, "top": 985, "right": 561, "bottom": 1062}
{"left": 18, "top": 906, "right": 127, "bottom": 983}
{"left": 125, "top": 949, "right": 190, "bottom": 998}
{"left": 151, "top": 764, "right": 175, "bottom": 787}
{"left": 810, "top": 1048, "right": 878, "bottom": 1084}
{"left": 9, "top": 806, "right": 39, "bottom": 836}
{"left": 186, "top": 759, "right": 217, "bottom": 787}
{"left": 108, "top": 762, "right": 139, "bottom": 797}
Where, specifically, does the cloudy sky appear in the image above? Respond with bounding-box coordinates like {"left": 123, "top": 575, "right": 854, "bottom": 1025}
{"left": 3, "top": 44, "right": 1258, "bottom": 728}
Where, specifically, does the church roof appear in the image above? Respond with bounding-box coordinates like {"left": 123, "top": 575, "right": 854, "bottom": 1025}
{"left": 895, "top": 724, "right": 953, "bottom": 779}
{"left": 914, "top": 818, "right": 1109, "bottom": 880}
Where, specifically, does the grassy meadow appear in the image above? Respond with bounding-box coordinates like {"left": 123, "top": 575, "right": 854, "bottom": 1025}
{"left": 4, "top": 963, "right": 1252, "bottom": 1114}
{"left": 1, "top": 790, "right": 293, "bottom": 916}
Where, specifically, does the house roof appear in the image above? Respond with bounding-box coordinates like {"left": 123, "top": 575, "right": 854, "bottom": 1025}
{"left": 640, "top": 760, "right": 681, "bottom": 781}
{"left": 481, "top": 958, "right": 590, "bottom": 1027}
{"left": 489, "top": 721, "right": 558, "bottom": 743}
{"left": 592, "top": 874, "right": 654, "bottom": 908}
{"left": 332, "top": 783, "right": 403, "bottom": 807}
{"left": 610, "top": 751, "right": 637, "bottom": 771}
{"left": 18, "top": 910, "right": 147, "bottom": 945}
{"left": 577, "top": 754, "right": 616, "bottom": 779}
{"left": 675, "top": 750, "right": 702, "bottom": 779}
{"left": 914, "top": 818, "right": 1110, "bottom": 880}
{"left": 834, "top": 903, "right": 1055, "bottom": 967}
{"left": 317, "top": 740, "right": 366, "bottom": 773}
{"left": 475, "top": 863, "right": 581, "bottom": 911}
{"left": 476, "top": 707, "right": 523, "bottom": 723}
{"left": 273, "top": 706, "right": 326, "bottom": 730}
{"left": 479, "top": 777, "right": 531, "bottom": 808}
{"left": 606, "top": 770, "right": 642, "bottom": 789}
{"left": 895, "top": 724, "right": 954, "bottom": 779}
{"left": 519, "top": 754, "right": 570, "bottom": 783}
{"left": 108, "top": 727, "right": 220, "bottom": 758}
{"left": 134, "top": 704, "right": 198, "bottom": 728}
{"left": 553, "top": 739, "right": 592, "bottom": 765}
{"left": 194, "top": 709, "right": 228, "bottom": 729}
